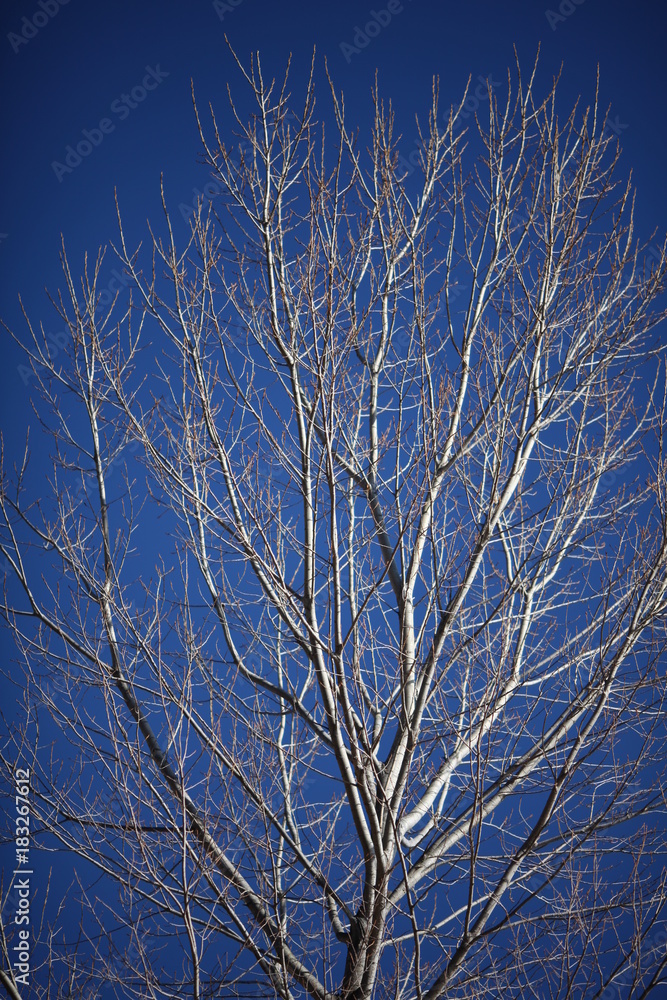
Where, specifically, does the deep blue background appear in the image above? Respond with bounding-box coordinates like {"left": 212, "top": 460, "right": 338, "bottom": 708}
{"left": 2, "top": 0, "right": 666, "bottom": 428}
{"left": 1, "top": 0, "right": 666, "bottom": 995}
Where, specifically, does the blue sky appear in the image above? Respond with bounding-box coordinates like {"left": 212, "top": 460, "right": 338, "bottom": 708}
{"left": 1, "top": 0, "right": 666, "bottom": 414}
{"left": 1, "top": 0, "right": 667, "bottom": 995}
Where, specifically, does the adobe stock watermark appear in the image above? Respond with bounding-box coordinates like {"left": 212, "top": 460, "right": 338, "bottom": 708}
{"left": 51, "top": 65, "right": 169, "bottom": 183}
{"left": 16, "top": 264, "right": 134, "bottom": 388}
{"left": 340, "top": 0, "right": 413, "bottom": 64}
{"left": 393, "top": 71, "right": 504, "bottom": 182}
{"left": 602, "top": 109, "right": 628, "bottom": 143}
{"left": 7, "top": 0, "right": 70, "bottom": 55}
{"left": 451, "top": 72, "right": 503, "bottom": 132}
{"left": 177, "top": 141, "right": 250, "bottom": 224}
{"left": 212, "top": 0, "right": 246, "bottom": 20}
{"left": 378, "top": 71, "right": 502, "bottom": 184}
{"left": 69, "top": 437, "right": 143, "bottom": 511}
{"left": 545, "top": 0, "right": 586, "bottom": 32}
{"left": 599, "top": 924, "right": 667, "bottom": 999}
{"left": 177, "top": 110, "right": 300, "bottom": 224}
{"left": 516, "top": 868, "right": 667, "bottom": 998}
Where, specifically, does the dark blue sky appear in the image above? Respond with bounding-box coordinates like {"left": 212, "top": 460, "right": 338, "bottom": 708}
{"left": 1, "top": 0, "right": 666, "bottom": 418}
{"left": 1, "top": 0, "right": 665, "bottom": 590}
{"left": 1, "top": 0, "right": 666, "bottom": 994}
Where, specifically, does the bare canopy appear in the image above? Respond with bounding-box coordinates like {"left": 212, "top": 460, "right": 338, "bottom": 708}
{"left": 2, "top": 49, "right": 667, "bottom": 1000}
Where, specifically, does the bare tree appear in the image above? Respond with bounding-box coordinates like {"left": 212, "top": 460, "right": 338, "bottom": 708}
{"left": 2, "top": 48, "right": 667, "bottom": 1000}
